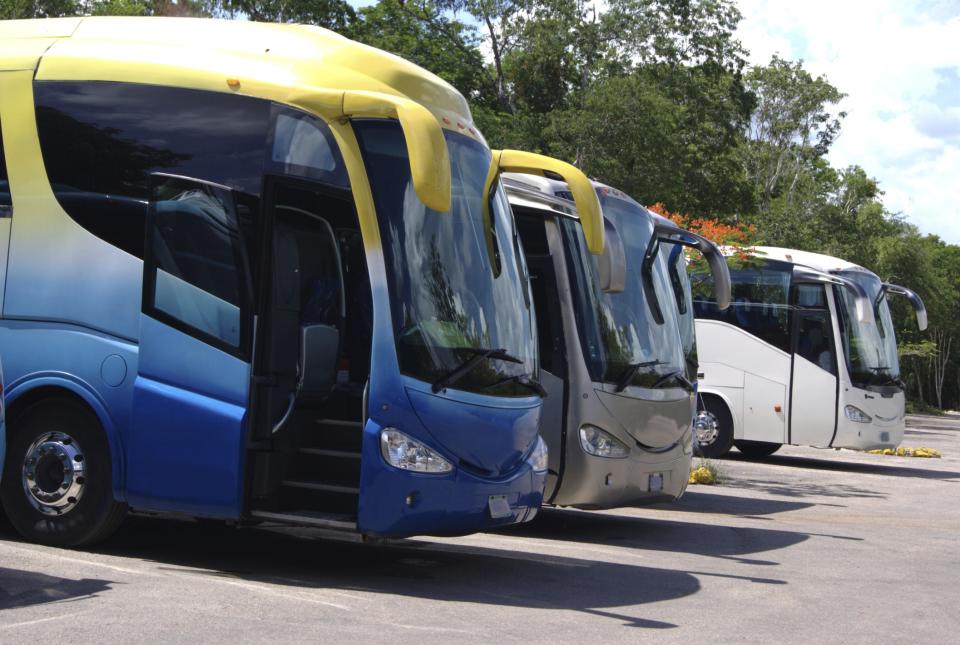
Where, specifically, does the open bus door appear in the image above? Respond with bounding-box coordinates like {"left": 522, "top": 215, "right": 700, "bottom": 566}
{"left": 127, "top": 174, "right": 254, "bottom": 516}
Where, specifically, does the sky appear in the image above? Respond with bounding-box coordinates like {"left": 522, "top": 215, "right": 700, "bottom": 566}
{"left": 730, "top": 0, "right": 960, "bottom": 243}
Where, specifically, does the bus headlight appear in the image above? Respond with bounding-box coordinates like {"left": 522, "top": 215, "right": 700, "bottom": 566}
{"left": 380, "top": 428, "right": 453, "bottom": 474}
{"left": 845, "top": 405, "right": 872, "bottom": 423}
{"left": 579, "top": 425, "right": 630, "bottom": 458}
{"left": 528, "top": 436, "right": 549, "bottom": 473}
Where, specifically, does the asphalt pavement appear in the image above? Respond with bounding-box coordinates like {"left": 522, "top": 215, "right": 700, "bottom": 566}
{"left": 2, "top": 414, "right": 959, "bottom": 643}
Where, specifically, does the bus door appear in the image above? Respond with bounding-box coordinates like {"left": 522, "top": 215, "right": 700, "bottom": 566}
{"left": 127, "top": 174, "right": 256, "bottom": 516}
{"left": 789, "top": 283, "right": 838, "bottom": 447}
{"left": 515, "top": 212, "right": 567, "bottom": 500}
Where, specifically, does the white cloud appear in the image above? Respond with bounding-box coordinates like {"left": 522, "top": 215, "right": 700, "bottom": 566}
{"left": 736, "top": 0, "right": 960, "bottom": 243}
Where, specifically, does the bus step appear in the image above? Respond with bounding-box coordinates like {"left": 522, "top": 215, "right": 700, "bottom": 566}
{"left": 315, "top": 418, "right": 364, "bottom": 428}
{"left": 299, "top": 448, "right": 361, "bottom": 459}
{"left": 249, "top": 510, "right": 357, "bottom": 531}
{"left": 281, "top": 480, "right": 360, "bottom": 495}
{"left": 302, "top": 418, "right": 364, "bottom": 452}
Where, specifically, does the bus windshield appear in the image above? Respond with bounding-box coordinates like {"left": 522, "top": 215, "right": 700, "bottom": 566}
{"left": 354, "top": 120, "right": 537, "bottom": 397}
{"left": 562, "top": 196, "right": 683, "bottom": 389}
{"left": 662, "top": 242, "right": 698, "bottom": 380}
{"left": 834, "top": 270, "right": 901, "bottom": 388}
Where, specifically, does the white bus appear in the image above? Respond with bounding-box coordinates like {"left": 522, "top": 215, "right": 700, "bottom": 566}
{"left": 692, "top": 247, "right": 927, "bottom": 458}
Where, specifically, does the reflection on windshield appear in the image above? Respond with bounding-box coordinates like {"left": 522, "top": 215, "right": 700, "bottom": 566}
{"left": 834, "top": 269, "right": 901, "bottom": 387}
{"left": 354, "top": 120, "right": 537, "bottom": 396}
{"left": 562, "top": 196, "right": 684, "bottom": 389}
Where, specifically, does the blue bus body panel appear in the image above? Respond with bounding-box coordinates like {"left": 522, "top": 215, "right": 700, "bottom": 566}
{"left": 126, "top": 315, "right": 249, "bottom": 517}
{"left": 0, "top": 322, "right": 138, "bottom": 499}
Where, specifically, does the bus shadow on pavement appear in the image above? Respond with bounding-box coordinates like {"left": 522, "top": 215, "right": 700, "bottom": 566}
{"left": 69, "top": 516, "right": 711, "bottom": 630}
{"left": 723, "top": 453, "right": 960, "bottom": 481}
{"left": 0, "top": 566, "right": 114, "bottom": 611}
{"left": 720, "top": 477, "right": 887, "bottom": 500}
{"left": 498, "top": 507, "right": 829, "bottom": 567}
{"left": 662, "top": 490, "right": 824, "bottom": 516}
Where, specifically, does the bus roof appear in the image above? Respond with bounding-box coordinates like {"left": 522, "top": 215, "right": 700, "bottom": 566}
{"left": 0, "top": 17, "right": 477, "bottom": 139}
{"left": 745, "top": 246, "right": 874, "bottom": 276}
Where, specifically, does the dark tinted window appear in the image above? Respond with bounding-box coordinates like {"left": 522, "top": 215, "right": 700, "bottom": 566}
{"left": 0, "top": 121, "right": 10, "bottom": 214}
{"left": 35, "top": 81, "right": 270, "bottom": 258}
{"left": 266, "top": 107, "right": 350, "bottom": 187}
{"left": 694, "top": 258, "right": 793, "bottom": 353}
{"left": 148, "top": 176, "right": 250, "bottom": 349}
{"left": 792, "top": 284, "right": 836, "bottom": 375}
{"left": 516, "top": 210, "right": 551, "bottom": 256}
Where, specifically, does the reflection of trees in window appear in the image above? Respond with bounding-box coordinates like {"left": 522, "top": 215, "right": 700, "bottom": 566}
{"left": 37, "top": 107, "right": 189, "bottom": 198}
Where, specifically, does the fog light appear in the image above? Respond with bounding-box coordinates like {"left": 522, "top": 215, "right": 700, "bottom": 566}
{"left": 379, "top": 428, "right": 453, "bottom": 473}
{"left": 845, "top": 405, "right": 872, "bottom": 423}
{"left": 579, "top": 425, "right": 629, "bottom": 458}
{"left": 528, "top": 436, "right": 548, "bottom": 473}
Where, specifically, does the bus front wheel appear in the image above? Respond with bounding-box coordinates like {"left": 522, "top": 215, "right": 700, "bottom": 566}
{"left": 1, "top": 397, "right": 127, "bottom": 547}
{"left": 694, "top": 396, "right": 734, "bottom": 458}
{"left": 735, "top": 440, "right": 781, "bottom": 459}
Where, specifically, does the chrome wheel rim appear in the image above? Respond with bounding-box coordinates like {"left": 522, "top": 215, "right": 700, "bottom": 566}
{"left": 693, "top": 410, "right": 720, "bottom": 446}
{"left": 21, "top": 431, "right": 86, "bottom": 516}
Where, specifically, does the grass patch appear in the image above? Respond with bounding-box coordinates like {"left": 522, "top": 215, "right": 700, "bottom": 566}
{"left": 689, "top": 459, "right": 722, "bottom": 485}
{"left": 867, "top": 446, "right": 942, "bottom": 458}
{"left": 905, "top": 400, "right": 945, "bottom": 416}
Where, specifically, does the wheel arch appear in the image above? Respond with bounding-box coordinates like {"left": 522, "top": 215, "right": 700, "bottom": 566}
{"left": 697, "top": 388, "right": 739, "bottom": 438}
{"left": 4, "top": 376, "right": 125, "bottom": 501}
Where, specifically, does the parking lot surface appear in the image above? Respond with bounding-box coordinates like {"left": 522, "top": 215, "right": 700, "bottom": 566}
{"left": 2, "top": 414, "right": 959, "bottom": 643}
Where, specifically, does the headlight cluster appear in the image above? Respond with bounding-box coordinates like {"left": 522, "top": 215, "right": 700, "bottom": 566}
{"left": 379, "top": 428, "right": 453, "bottom": 473}
{"left": 579, "top": 425, "right": 629, "bottom": 458}
{"left": 844, "top": 405, "right": 872, "bottom": 423}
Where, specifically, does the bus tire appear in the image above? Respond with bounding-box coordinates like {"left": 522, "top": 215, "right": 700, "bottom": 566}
{"left": 1, "top": 397, "right": 127, "bottom": 547}
{"left": 735, "top": 440, "right": 781, "bottom": 459}
{"left": 694, "top": 395, "right": 734, "bottom": 458}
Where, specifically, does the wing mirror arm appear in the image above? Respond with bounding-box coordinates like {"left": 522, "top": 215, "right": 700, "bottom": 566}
{"left": 883, "top": 283, "right": 928, "bottom": 331}
{"left": 794, "top": 267, "right": 872, "bottom": 323}
{"left": 598, "top": 216, "right": 626, "bottom": 293}
{"left": 653, "top": 223, "right": 732, "bottom": 311}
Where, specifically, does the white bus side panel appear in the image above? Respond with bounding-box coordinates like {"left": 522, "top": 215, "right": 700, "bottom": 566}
{"left": 0, "top": 218, "right": 10, "bottom": 310}
{"left": 743, "top": 373, "right": 787, "bottom": 443}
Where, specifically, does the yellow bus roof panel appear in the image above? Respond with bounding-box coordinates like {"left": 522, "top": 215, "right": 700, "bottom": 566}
{"left": 0, "top": 39, "right": 57, "bottom": 71}
{"left": 0, "top": 17, "right": 81, "bottom": 39}
{"left": 25, "top": 17, "right": 473, "bottom": 129}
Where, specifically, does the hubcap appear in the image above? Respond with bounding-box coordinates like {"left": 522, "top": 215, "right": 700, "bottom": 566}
{"left": 21, "top": 432, "right": 86, "bottom": 516}
{"left": 693, "top": 410, "right": 719, "bottom": 446}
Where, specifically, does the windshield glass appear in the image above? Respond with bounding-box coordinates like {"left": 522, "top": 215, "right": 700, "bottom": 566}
{"left": 354, "top": 120, "right": 537, "bottom": 396}
{"left": 834, "top": 270, "right": 900, "bottom": 387}
{"left": 662, "top": 242, "right": 698, "bottom": 381}
{"left": 561, "top": 195, "right": 683, "bottom": 388}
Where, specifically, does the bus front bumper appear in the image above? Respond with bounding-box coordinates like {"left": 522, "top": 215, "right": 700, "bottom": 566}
{"left": 833, "top": 416, "right": 906, "bottom": 451}
{"left": 357, "top": 458, "right": 546, "bottom": 538}
{"left": 550, "top": 429, "right": 694, "bottom": 509}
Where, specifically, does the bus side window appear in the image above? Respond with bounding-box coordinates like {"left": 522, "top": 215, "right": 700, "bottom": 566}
{"left": 34, "top": 81, "right": 270, "bottom": 259}
{"left": 793, "top": 284, "right": 837, "bottom": 375}
{"left": 0, "top": 120, "right": 10, "bottom": 217}
{"left": 146, "top": 175, "right": 251, "bottom": 353}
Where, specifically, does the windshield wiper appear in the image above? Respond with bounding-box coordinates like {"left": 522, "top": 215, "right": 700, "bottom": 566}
{"left": 614, "top": 359, "right": 665, "bottom": 393}
{"left": 651, "top": 369, "right": 695, "bottom": 393}
{"left": 432, "top": 347, "right": 523, "bottom": 393}
{"left": 483, "top": 373, "right": 548, "bottom": 397}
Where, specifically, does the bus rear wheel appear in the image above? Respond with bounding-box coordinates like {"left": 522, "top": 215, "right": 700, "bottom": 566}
{"left": 694, "top": 396, "right": 734, "bottom": 458}
{"left": 1, "top": 398, "right": 127, "bottom": 547}
{"left": 735, "top": 440, "right": 781, "bottom": 459}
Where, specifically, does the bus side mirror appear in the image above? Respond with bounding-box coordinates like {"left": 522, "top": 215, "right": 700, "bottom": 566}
{"left": 598, "top": 216, "right": 626, "bottom": 293}
{"left": 491, "top": 149, "right": 604, "bottom": 255}
{"left": 883, "top": 283, "right": 928, "bottom": 331}
{"left": 294, "top": 89, "right": 452, "bottom": 213}
{"left": 299, "top": 324, "right": 340, "bottom": 395}
{"left": 652, "top": 223, "right": 731, "bottom": 311}
{"left": 794, "top": 267, "right": 872, "bottom": 324}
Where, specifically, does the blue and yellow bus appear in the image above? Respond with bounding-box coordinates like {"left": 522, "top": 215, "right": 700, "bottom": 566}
{"left": 0, "top": 17, "right": 603, "bottom": 546}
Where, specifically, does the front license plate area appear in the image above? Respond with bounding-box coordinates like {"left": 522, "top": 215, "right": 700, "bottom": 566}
{"left": 487, "top": 495, "right": 513, "bottom": 519}
{"left": 649, "top": 473, "right": 664, "bottom": 492}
